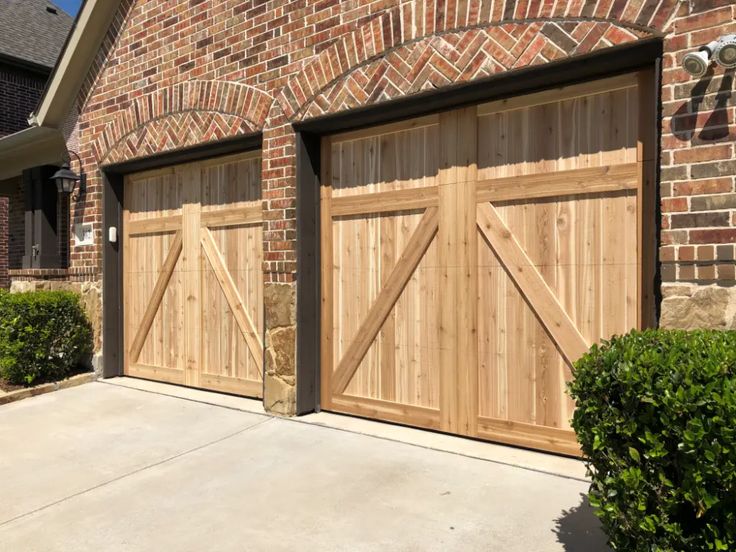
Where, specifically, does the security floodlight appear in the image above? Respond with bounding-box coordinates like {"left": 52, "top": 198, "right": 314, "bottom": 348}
{"left": 682, "top": 50, "right": 711, "bottom": 78}
{"left": 714, "top": 34, "right": 736, "bottom": 68}
{"left": 682, "top": 39, "right": 718, "bottom": 78}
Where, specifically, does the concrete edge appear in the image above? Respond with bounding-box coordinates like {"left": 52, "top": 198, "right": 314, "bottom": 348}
{"left": 101, "top": 376, "right": 589, "bottom": 482}
{"left": 0, "top": 372, "right": 97, "bottom": 406}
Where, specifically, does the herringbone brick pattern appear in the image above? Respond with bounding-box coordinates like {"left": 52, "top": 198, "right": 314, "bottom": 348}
{"left": 294, "top": 21, "right": 645, "bottom": 121}
{"left": 277, "top": 0, "right": 677, "bottom": 120}
{"left": 102, "top": 111, "right": 255, "bottom": 165}
{"left": 93, "top": 80, "right": 271, "bottom": 165}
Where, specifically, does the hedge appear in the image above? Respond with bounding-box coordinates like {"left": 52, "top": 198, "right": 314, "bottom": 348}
{"left": 0, "top": 291, "right": 93, "bottom": 386}
{"left": 569, "top": 329, "right": 736, "bottom": 551}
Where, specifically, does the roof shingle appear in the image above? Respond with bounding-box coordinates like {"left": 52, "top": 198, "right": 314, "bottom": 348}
{"left": 0, "top": 0, "right": 73, "bottom": 69}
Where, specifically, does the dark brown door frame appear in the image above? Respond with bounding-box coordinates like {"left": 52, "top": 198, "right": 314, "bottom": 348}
{"left": 102, "top": 134, "right": 262, "bottom": 379}
{"left": 294, "top": 38, "right": 663, "bottom": 415}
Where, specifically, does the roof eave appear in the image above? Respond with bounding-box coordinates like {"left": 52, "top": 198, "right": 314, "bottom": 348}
{"left": 0, "top": 127, "right": 67, "bottom": 181}
{"left": 0, "top": 52, "right": 52, "bottom": 76}
{"left": 33, "top": 0, "right": 122, "bottom": 128}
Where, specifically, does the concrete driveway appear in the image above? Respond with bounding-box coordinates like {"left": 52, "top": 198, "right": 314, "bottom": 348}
{"left": 0, "top": 380, "right": 609, "bottom": 551}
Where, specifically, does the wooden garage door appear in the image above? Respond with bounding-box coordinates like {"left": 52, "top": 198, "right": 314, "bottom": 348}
{"left": 321, "top": 71, "right": 655, "bottom": 455}
{"left": 123, "top": 152, "right": 264, "bottom": 397}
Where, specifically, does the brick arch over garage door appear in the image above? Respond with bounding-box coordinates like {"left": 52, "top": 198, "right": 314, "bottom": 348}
{"left": 94, "top": 80, "right": 273, "bottom": 165}
{"left": 271, "top": 0, "right": 672, "bottom": 451}
{"left": 276, "top": 0, "right": 677, "bottom": 121}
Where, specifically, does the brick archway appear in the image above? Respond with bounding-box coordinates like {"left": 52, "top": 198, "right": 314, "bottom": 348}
{"left": 277, "top": 0, "right": 678, "bottom": 120}
{"left": 94, "top": 80, "right": 273, "bottom": 165}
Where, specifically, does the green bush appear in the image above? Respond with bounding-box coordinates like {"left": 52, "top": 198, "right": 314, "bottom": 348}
{"left": 0, "top": 290, "right": 93, "bottom": 386}
{"left": 569, "top": 329, "right": 736, "bottom": 551}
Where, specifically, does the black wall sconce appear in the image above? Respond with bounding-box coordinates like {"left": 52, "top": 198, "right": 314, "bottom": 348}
{"left": 51, "top": 150, "right": 86, "bottom": 200}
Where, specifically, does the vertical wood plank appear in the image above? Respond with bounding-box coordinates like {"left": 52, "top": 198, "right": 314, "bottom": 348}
{"left": 379, "top": 215, "right": 396, "bottom": 402}
{"left": 455, "top": 106, "right": 478, "bottom": 437}
{"left": 320, "top": 137, "right": 334, "bottom": 410}
{"left": 182, "top": 164, "right": 202, "bottom": 388}
{"left": 439, "top": 109, "right": 459, "bottom": 434}
{"left": 122, "top": 183, "right": 131, "bottom": 376}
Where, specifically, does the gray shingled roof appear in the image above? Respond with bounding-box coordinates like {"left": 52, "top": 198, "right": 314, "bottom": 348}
{"left": 0, "top": 0, "right": 73, "bottom": 69}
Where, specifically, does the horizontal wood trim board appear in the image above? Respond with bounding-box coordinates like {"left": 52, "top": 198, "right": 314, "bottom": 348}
{"left": 477, "top": 72, "right": 639, "bottom": 115}
{"left": 127, "top": 208, "right": 262, "bottom": 235}
{"left": 126, "top": 364, "right": 185, "bottom": 385}
{"left": 331, "top": 187, "right": 439, "bottom": 217}
{"left": 476, "top": 163, "right": 639, "bottom": 203}
{"left": 477, "top": 417, "right": 580, "bottom": 456}
{"left": 331, "top": 396, "right": 441, "bottom": 430}
{"left": 127, "top": 215, "right": 182, "bottom": 236}
{"left": 199, "top": 374, "right": 262, "bottom": 398}
{"left": 201, "top": 205, "right": 262, "bottom": 227}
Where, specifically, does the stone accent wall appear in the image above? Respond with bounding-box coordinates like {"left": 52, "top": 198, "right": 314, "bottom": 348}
{"left": 263, "top": 283, "right": 297, "bottom": 415}
{"left": 45, "top": 0, "right": 736, "bottom": 414}
{"left": 661, "top": 283, "right": 736, "bottom": 330}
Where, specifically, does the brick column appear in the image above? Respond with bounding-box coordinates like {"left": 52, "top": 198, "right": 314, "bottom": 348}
{"left": 261, "top": 100, "right": 298, "bottom": 415}
{"left": 659, "top": 3, "right": 736, "bottom": 329}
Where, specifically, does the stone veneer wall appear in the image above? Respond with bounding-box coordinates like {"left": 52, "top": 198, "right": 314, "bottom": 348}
{"left": 14, "top": 0, "right": 734, "bottom": 415}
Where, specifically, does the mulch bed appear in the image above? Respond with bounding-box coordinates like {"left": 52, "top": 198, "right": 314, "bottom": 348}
{"left": 1, "top": 366, "right": 93, "bottom": 393}
{"left": 0, "top": 378, "right": 25, "bottom": 393}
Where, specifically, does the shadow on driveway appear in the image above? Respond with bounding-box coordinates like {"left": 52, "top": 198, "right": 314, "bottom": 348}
{"left": 553, "top": 494, "right": 611, "bottom": 551}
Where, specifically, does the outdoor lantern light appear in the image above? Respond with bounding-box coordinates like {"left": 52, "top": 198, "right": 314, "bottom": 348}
{"left": 51, "top": 163, "right": 80, "bottom": 194}
{"left": 714, "top": 34, "right": 736, "bottom": 68}
{"left": 51, "top": 151, "right": 85, "bottom": 199}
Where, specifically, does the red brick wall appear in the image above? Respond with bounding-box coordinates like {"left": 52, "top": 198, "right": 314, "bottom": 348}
{"left": 0, "top": 196, "right": 8, "bottom": 289}
{"left": 0, "top": 64, "right": 47, "bottom": 137}
{"left": 74, "top": 0, "right": 684, "bottom": 283}
{"left": 0, "top": 176, "right": 25, "bottom": 271}
{"left": 54, "top": 0, "right": 736, "bottom": 406}
{"left": 660, "top": 2, "right": 736, "bottom": 285}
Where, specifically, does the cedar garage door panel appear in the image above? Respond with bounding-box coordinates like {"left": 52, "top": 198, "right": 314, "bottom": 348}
{"left": 321, "top": 72, "right": 649, "bottom": 455}
{"left": 123, "top": 152, "right": 263, "bottom": 398}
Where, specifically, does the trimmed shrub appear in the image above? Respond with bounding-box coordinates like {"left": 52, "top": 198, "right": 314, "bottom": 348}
{"left": 0, "top": 290, "right": 93, "bottom": 386}
{"left": 569, "top": 329, "right": 736, "bottom": 551}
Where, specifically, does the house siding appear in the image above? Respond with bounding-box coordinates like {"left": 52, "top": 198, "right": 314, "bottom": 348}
{"left": 23, "top": 0, "right": 735, "bottom": 413}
